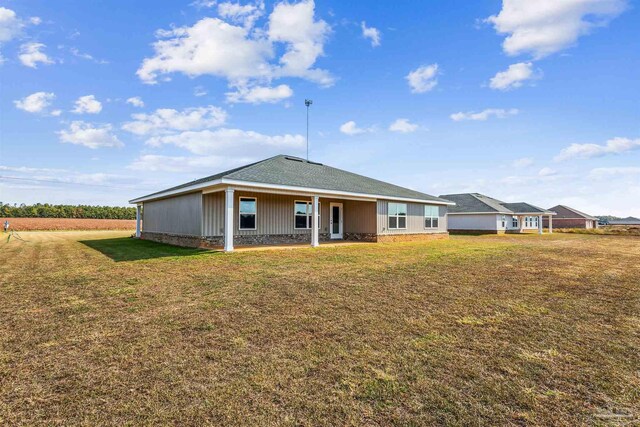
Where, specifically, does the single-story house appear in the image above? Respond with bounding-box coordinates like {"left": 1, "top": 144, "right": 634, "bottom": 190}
{"left": 438, "top": 193, "right": 555, "bottom": 234}
{"left": 130, "top": 155, "right": 454, "bottom": 251}
{"left": 608, "top": 216, "right": 640, "bottom": 226}
{"left": 543, "top": 205, "right": 598, "bottom": 229}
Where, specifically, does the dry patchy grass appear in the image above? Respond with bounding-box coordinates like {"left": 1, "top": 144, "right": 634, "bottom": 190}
{"left": 0, "top": 231, "right": 638, "bottom": 426}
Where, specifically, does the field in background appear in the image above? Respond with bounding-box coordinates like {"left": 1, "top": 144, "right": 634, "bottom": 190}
{"left": 0, "top": 231, "right": 638, "bottom": 425}
{"left": 554, "top": 225, "right": 640, "bottom": 236}
{"left": 1, "top": 217, "right": 136, "bottom": 231}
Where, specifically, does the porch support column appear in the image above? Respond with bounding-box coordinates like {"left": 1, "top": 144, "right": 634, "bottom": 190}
{"left": 311, "top": 195, "right": 319, "bottom": 247}
{"left": 518, "top": 216, "right": 525, "bottom": 233}
{"left": 538, "top": 215, "right": 543, "bottom": 234}
{"left": 135, "top": 204, "right": 142, "bottom": 238}
{"left": 224, "top": 187, "right": 235, "bottom": 252}
{"left": 548, "top": 215, "right": 553, "bottom": 234}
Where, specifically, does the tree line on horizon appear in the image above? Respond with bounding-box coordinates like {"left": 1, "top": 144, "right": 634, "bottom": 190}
{"left": 0, "top": 203, "right": 136, "bottom": 220}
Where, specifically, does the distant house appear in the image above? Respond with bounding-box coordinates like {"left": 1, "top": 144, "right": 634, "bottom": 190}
{"left": 543, "top": 205, "right": 599, "bottom": 229}
{"left": 608, "top": 217, "right": 640, "bottom": 226}
{"left": 130, "top": 155, "right": 454, "bottom": 251}
{"left": 439, "top": 193, "right": 555, "bottom": 234}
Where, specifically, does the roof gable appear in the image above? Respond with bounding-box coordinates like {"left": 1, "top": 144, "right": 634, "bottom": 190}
{"left": 440, "top": 193, "right": 552, "bottom": 214}
{"left": 549, "top": 205, "right": 597, "bottom": 220}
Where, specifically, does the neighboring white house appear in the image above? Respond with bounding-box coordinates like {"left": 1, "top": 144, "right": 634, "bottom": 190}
{"left": 439, "top": 193, "right": 555, "bottom": 234}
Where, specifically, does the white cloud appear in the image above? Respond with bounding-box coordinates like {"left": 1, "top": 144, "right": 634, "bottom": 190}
{"left": 14, "top": 91, "right": 55, "bottom": 113}
{"left": 122, "top": 105, "right": 228, "bottom": 135}
{"left": 486, "top": 0, "right": 627, "bottom": 59}
{"left": 18, "top": 42, "right": 54, "bottom": 68}
{"left": 0, "top": 7, "right": 23, "bottom": 43}
{"left": 129, "top": 154, "right": 251, "bottom": 173}
{"left": 218, "top": 1, "right": 264, "bottom": 28}
{"left": 389, "top": 118, "right": 418, "bottom": 133}
{"left": 339, "top": 120, "right": 374, "bottom": 135}
{"left": 29, "top": 16, "right": 42, "bottom": 25}
{"left": 69, "top": 47, "right": 108, "bottom": 64}
{"left": 555, "top": 137, "right": 640, "bottom": 161}
{"left": 406, "top": 64, "right": 439, "bottom": 93}
{"left": 538, "top": 167, "right": 556, "bottom": 176}
{"left": 226, "top": 83, "right": 293, "bottom": 104}
{"left": 126, "top": 96, "right": 145, "bottom": 108}
{"left": 194, "top": 86, "right": 208, "bottom": 97}
{"left": 489, "top": 62, "right": 539, "bottom": 90}
{"left": 589, "top": 166, "right": 640, "bottom": 179}
{"left": 512, "top": 157, "right": 534, "bottom": 168}
{"left": 137, "top": 0, "right": 332, "bottom": 90}
{"left": 51, "top": 109, "right": 62, "bottom": 117}
{"left": 72, "top": 95, "right": 103, "bottom": 114}
{"left": 145, "top": 128, "right": 305, "bottom": 156}
{"left": 191, "top": 0, "right": 217, "bottom": 8}
{"left": 58, "top": 121, "right": 123, "bottom": 149}
{"left": 361, "top": 21, "right": 381, "bottom": 47}
{"left": 450, "top": 108, "right": 519, "bottom": 121}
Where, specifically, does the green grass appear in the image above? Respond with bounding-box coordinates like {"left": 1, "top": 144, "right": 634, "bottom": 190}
{"left": 0, "top": 231, "right": 638, "bottom": 426}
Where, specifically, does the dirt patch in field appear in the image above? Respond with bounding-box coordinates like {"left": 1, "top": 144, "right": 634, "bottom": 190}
{"left": 1, "top": 217, "right": 136, "bottom": 231}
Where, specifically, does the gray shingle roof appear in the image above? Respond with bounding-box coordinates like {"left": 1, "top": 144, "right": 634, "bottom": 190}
{"left": 440, "top": 193, "right": 553, "bottom": 214}
{"left": 133, "top": 155, "right": 452, "bottom": 204}
{"left": 608, "top": 217, "right": 640, "bottom": 225}
{"left": 548, "top": 205, "right": 597, "bottom": 220}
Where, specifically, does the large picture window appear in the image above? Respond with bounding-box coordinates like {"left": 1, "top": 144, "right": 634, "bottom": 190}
{"left": 294, "top": 201, "right": 320, "bottom": 229}
{"left": 239, "top": 197, "right": 257, "bottom": 230}
{"left": 388, "top": 202, "right": 407, "bottom": 229}
{"left": 512, "top": 216, "right": 519, "bottom": 228}
{"left": 424, "top": 205, "right": 439, "bottom": 228}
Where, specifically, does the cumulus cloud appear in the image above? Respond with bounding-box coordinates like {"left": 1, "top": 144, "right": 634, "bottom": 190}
{"left": 486, "top": 0, "right": 627, "bottom": 59}
{"left": 339, "top": 120, "right": 373, "bottom": 135}
{"left": 14, "top": 91, "right": 55, "bottom": 114}
{"left": 406, "top": 64, "right": 438, "bottom": 93}
{"left": 388, "top": 118, "right": 418, "bottom": 133}
{"left": 217, "top": 1, "right": 264, "bottom": 28}
{"left": 554, "top": 137, "right": 640, "bottom": 161}
{"left": 450, "top": 108, "right": 519, "bottom": 121}
{"left": 137, "top": 0, "right": 332, "bottom": 102}
{"left": 361, "top": 21, "right": 381, "bottom": 47}
{"left": 122, "top": 105, "right": 228, "bottom": 135}
{"left": 72, "top": 95, "right": 103, "bottom": 114}
{"left": 489, "top": 62, "right": 539, "bottom": 90}
{"left": 145, "top": 128, "right": 305, "bottom": 156}
{"left": 226, "top": 83, "right": 293, "bottom": 104}
{"left": 18, "top": 42, "right": 54, "bottom": 68}
{"left": 538, "top": 167, "right": 556, "bottom": 176}
{"left": 126, "top": 96, "right": 145, "bottom": 108}
{"left": 0, "top": 7, "right": 23, "bottom": 43}
{"left": 58, "top": 121, "right": 123, "bottom": 149}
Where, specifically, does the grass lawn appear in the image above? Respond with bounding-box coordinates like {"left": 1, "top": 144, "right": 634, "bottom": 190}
{"left": 1, "top": 231, "right": 638, "bottom": 426}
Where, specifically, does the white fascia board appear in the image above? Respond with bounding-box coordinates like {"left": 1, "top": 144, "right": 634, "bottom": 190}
{"left": 447, "top": 212, "right": 510, "bottom": 215}
{"left": 220, "top": 178, "right": 455, "bottom": 205}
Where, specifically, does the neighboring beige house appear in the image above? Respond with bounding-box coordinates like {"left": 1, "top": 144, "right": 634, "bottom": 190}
{"left": 439, "top": 193, "right": 556, "bottom": 234}
{"left": 130, "top": 155, "right": 454, "bottom": 251}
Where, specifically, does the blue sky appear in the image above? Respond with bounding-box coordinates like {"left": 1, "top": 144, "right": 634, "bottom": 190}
{"left": 1, "top": 0, "right": 639, "bottom": 216}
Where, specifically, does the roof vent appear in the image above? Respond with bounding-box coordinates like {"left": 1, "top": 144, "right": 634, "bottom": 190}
{"left": 284, "top": 156, "right": 323, "bottom": 166}
{"left": 284, "top": 156, "right": 304, "bottom": 162}
{"left": 307, "top": 160, "right": 323, "bottom": 166}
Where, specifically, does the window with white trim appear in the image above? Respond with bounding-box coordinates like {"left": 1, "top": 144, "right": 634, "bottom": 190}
{"left": 294, "top": 201, "right": 320, "bottom": 229}
{"left": 512, "top": 216, "right": 518, "bottom": 228}
{"left": 501, "top": 215, "right": 507, "bottom": 228}
{"left": 424, "top": 205, "right": 439, "bottom": 228}
{"left": 239, "top": 197, "right": 257, "bottom": 230}
{"left": 388, "top": 202, "right": 407, "bottom": 229}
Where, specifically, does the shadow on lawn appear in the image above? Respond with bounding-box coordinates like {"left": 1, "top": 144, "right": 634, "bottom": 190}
{"left": 79, "top": 237, "right": 214, "bottom": 262}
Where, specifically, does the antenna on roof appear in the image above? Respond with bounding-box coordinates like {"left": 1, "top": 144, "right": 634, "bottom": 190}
{"left": 305, "top": 99, "right": 313, "bottom": 161}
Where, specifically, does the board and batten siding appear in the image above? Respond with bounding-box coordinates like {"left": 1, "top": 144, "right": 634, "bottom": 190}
{"left": 202, "top": 190, "right": 377, "bottom": 236}
{"left": 376, "top": 200, "right": 447, "bottom": 235}
{"left": 143, "top": 192, "right": 202, "bottom": 236}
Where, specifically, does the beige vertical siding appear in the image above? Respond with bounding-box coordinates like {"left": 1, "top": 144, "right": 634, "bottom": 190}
{"left": 143, "top": 192, "right": 202, "bottom": 236}
{"left": 202, "top": 190, "right": 377, "bottom": 236}
{"left": 377, "top": 200, "right": 448, "bottom": 234}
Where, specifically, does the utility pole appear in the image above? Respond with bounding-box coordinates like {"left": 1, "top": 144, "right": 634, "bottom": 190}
{"left": 305, "top": 99, "right": 313, "bottom": 161}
